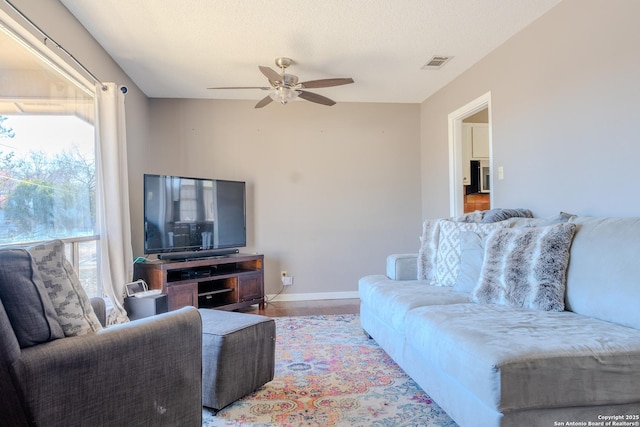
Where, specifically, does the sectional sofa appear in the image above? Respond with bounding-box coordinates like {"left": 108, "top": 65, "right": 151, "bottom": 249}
{"left": 359, "top": 211, "right": 640, "bottom": 427}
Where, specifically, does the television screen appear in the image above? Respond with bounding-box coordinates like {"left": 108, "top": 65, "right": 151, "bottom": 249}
{"left": 143, "top": 174, "right": 246, "bottom": 255}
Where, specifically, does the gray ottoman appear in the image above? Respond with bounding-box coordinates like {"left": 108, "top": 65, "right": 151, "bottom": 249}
{"left": 199, "top": 309, "right": 276, "bottom": 410}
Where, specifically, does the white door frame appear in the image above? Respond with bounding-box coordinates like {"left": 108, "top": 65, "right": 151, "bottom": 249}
{"left": 447, "top": 92, "right": 492, "bottom": 216}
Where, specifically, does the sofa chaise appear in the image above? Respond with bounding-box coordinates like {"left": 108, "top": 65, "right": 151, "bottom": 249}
{"left": 359, "top": 211, "right": 640, "bottom": 427}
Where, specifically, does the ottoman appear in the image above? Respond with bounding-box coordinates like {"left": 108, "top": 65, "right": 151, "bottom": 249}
{"left": 199, "top": 309, "right": 276, "bottom": 410}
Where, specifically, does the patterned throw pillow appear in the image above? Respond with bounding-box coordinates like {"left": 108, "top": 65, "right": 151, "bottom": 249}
{"left": 417, "top": 219, "right": 441, "bottom": 282}
{"left": 470, "top": 223, "right": 577, "bottom": 311}
{"left": 435, "top": 220, "right": 509, "bottom": 287}
{"left": 27, "top": 240, "right": 102, "bottom": 336}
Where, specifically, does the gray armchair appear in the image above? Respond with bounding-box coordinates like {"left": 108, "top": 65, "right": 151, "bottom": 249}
{"left": 1, "top": 299, "right": 202, "bottom": 426}
{"left": 0, "top": 247, "right": 203, "bottom": 427}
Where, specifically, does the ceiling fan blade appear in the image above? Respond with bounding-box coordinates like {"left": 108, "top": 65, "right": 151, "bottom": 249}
{"left": 299, "top": 77, "right": 354, "bottom": 89}
{"left": 258, "top": 66, "right": 282, "bottom": 85}
{"left": 254, "top": 95, "right": 274, "bottom": 109}
{"left": 207, "top": 86, "right": 270, "bottom": 90}
{"left": 298, "top": 90, "right": 336, "bottom": 106}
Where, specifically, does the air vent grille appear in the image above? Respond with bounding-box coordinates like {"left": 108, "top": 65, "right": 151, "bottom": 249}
{"left": 422, "top": 56, "right": 453, "bottom": 70}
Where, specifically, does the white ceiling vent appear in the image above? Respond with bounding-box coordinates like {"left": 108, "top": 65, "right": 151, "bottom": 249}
{"left": 421, "top": 56, "right": 453, "bottom": 70}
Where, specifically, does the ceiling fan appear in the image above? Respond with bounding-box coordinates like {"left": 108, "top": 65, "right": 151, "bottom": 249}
{"left": 208, "top": 57, "right": 354, "bottom": 108}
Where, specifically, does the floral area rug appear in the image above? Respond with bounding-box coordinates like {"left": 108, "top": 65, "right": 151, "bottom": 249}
{"left": 202, "top": 314, "right": 457, "bottom": 427}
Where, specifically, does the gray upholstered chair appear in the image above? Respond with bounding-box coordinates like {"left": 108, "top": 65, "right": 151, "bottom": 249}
{"left": 0, "top": 243, "right": 203, "bottom": 427}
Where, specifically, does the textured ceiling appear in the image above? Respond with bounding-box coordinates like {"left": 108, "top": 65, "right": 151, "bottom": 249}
{"left": 60, "top": 0, "right": 561, "bottom": 104}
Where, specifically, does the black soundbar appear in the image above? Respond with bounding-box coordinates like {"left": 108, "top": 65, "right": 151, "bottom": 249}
{"left": 157, "top": 248, "right": 239, "bottom": 261}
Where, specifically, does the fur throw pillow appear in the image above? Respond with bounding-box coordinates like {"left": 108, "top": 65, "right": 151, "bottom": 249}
{"left": 471, "top": 223, "right": 577, "bottom": 311}
{"left": 417, "top": 219, "right": 440, "bottom": 282}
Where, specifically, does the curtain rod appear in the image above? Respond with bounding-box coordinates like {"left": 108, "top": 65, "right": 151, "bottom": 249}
{"left": 4, "top": 0, "right": 107, "bottom": 90}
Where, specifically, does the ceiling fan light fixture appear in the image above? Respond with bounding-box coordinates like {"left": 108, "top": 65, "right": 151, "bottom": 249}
{"left": 209, "top": 57, "right": 353, "bottom": 108}
{"left": 269, "top": 86, "right": 299, "bottom": 104}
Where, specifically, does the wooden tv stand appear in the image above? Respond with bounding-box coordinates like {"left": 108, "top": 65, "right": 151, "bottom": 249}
{"left": 133, "top": 253, "right": 264, "bottom": 312}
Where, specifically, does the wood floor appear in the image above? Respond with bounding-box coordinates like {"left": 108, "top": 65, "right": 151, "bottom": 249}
{"left": 239, "top": 298, "right": 361, "bottom": 317}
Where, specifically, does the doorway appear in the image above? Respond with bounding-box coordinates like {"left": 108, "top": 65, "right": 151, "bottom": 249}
{"left": 447, "top": 92, "right": 492, "bottom": 217}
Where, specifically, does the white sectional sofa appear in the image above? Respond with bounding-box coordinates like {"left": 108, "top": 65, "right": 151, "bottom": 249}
{"left": 359, "top": 212, "right": 640, "bottom": 427}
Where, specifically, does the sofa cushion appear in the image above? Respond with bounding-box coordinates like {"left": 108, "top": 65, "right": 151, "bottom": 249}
{"left": 0, "top": 249, "right": 64, "bottom": 347}
{"left": 404, "top": 303, "right": 640, "bottom": 412}
{"left": 26, "top": 240, "right": 102, "bottom": 336}
{"left": 435, "top": 220, "right": 508, "bottom": 287}
{"left": 566, "top": 216, "right": 640, "bottom": 329}
{"left": 358, "top": 275, "right": 469, "bottom": 335}
{"left": 471, "top": 223, "right": 577, "bottom": 311}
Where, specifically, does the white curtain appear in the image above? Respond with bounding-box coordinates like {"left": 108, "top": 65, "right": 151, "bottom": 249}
{"left": 95, "top": 82, "right": 133, "bottom": 325}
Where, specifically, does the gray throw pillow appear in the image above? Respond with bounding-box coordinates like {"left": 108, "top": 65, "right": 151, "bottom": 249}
{"left": 471, "top": 223, "right": 577, "bottom": 311}
{"left": 27, "top": 240, "right": 102, "bottom": 336}
{"left": 480, "top": 208, "right": 533, "bottom": 223}
{"left": 0, "top": 249, "right": 64, "bottom": 347}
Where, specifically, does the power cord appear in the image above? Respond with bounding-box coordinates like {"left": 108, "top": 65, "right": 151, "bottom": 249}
{"left": 263, "top": 284, "right": 287, "bottom": 307}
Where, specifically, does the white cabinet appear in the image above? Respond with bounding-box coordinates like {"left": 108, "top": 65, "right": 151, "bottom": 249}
{"left": 463, "top": 123, "right": 489, "bottom": 159}
{"left": 471, "top": 123, "right": 489, "bottom": 158}
{"left": 462, "top": 123, "right": 489, "bottom": 186}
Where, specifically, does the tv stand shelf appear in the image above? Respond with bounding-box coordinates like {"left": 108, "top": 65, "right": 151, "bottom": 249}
{"left": 133, "top": 253, "right": 264, "bottom": 312}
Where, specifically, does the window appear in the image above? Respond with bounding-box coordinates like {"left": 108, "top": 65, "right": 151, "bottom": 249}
{"left": 179, "top": 179, "right": 198, "bottom": 222}
{"left": 0, "top": 19, "right": 99, "bottom": 295}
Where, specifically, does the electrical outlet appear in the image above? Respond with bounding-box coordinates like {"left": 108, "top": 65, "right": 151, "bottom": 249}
{"left": 281, "top": 271, "right": 293, "bottom": 286}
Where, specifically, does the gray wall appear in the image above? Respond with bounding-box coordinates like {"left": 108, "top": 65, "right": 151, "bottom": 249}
{"left": 146, "top": 99, "right": 422, "bottom": 296}
{"left": 7, "top": 0, "right": 640, "bottom": 298}
{"left": 1, "top": 0, "right": 422, "bottom": 298}
{"left": 420, "top": 0, "right": 640, "bottom": 219}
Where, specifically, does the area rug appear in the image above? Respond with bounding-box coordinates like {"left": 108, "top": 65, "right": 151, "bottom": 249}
{"left": 202, "top": 314, "right": 457, "bottom": 427}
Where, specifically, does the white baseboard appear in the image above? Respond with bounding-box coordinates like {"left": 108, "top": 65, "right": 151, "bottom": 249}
{"left": 266, "top": 291, "right": 359, "bottom": 302}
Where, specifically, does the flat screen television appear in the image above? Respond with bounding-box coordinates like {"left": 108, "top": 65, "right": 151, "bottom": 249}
{"left": 143, "top": 174, "right": 246, "bottom": 259}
